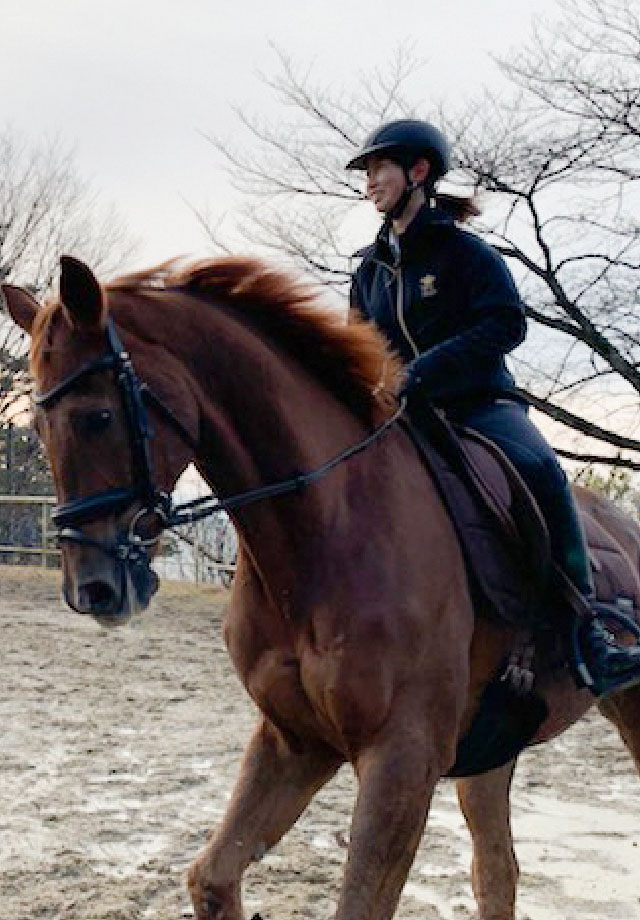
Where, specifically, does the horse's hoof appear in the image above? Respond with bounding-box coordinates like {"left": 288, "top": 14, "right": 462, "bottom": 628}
{"left": 198, "top": 897, "right": 223, "bottom": 920}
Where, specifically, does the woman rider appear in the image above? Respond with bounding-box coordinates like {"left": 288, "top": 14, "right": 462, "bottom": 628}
{"left": 347, "top": 118, "right": 640, "bottom": 698}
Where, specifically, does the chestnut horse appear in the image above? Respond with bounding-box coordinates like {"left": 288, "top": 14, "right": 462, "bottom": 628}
{"left": 4, "top": 255, "right": 640, "bottom": 920}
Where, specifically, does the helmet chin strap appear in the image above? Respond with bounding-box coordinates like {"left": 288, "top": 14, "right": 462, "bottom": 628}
{"left": 386, "top": 169, "right": 419, "bottom": 221}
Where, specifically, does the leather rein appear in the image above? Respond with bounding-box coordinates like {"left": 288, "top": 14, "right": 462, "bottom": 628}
{"left": 35, "top": 317, "right": 404, "bottom": 563}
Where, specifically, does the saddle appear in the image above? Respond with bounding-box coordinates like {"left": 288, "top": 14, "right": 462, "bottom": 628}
{"left": 401, "top": 405, "right": 640, "bottom": 628}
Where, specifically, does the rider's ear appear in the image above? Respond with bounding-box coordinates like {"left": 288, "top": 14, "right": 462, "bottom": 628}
{"left": 410, "top": 158, "right": 430, "bottom": 184}
{"left": 1, "top": 284, "right": 39, "bottom": 334}
{"left": 59, "top": 255, "right": 107, "bottom": 330}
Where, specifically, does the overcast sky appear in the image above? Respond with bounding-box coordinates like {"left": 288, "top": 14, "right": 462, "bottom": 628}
{"left": 4, "top": 0, "right": 563, "bottom": 268}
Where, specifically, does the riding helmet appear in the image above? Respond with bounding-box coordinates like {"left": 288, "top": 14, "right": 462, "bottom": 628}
{"left": 345, "top": 119, "right": 450, "bottom": 180}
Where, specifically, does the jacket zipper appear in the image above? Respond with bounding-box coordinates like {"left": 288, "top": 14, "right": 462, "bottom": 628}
{"left": 395, "top": 266, "right": 420, "bottom": 359}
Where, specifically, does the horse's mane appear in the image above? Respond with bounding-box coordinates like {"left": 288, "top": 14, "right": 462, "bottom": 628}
{"left": 108, "top": 256, "right": 401, "bottom": 424}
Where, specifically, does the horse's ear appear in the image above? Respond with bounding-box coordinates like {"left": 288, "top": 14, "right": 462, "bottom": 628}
{"left": 1, "top": 284, "right": 40, "bottom": 334}
{"left": 59, "top": 255, "right": 106, "bottom": 330}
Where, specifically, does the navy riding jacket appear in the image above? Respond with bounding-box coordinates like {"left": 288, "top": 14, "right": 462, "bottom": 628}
{"left": 350, "top": 204, "right": 526, "bottom": 413}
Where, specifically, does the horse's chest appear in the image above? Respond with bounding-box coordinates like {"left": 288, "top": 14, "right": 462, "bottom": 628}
{"left": 246, "top": 648, "right": 301, "bottom": 706}
{"left": 224, "top": 601, "right": 397, "bottom": 750}
{"left": 241, "top": 647, "right": 337, "bottom": 742}
{"left": 234, "top": 633, "right": 395, "bottom": 753}
{"left": 222, "top": 606, "right": 306, "bottom": 722}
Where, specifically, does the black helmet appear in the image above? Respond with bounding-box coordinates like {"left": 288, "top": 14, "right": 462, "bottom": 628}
{"left": 346, "top": 119, "right": 450, "bottom": 180}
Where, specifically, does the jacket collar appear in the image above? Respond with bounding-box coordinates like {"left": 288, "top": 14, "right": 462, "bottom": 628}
{"left": 369, "top": 203, "right": 455, "bottom": 265}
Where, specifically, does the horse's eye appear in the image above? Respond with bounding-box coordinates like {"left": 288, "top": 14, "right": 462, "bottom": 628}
{"left": 77, "top": 409, "right": 113, "bottom": 437}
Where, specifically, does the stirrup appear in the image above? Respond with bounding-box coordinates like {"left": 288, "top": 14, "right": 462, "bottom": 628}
{"left": 571, "top": 603, "right": 640, "bottom": 693}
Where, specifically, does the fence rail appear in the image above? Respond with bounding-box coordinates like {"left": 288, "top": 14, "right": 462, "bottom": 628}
{"left": 0, "top": 494, "right": 58, "bottom": 566}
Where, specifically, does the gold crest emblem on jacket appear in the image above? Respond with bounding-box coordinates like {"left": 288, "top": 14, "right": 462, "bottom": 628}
{"left": 419, "top": 274, "right": 438, "bottom": 297}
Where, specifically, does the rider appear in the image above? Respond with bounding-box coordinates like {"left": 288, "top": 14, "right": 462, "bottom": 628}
{"left": 346, "top": 118, "right": 640, "bottom": 698}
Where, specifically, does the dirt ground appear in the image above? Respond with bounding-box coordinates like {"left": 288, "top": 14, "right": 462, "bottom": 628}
{"left": 1, "top": 566, "right": 639, "bottom": 920}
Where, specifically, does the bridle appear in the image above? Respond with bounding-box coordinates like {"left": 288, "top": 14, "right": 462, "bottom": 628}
{"left": 35, "top": 316, "right": 404, "bottom": 577}
{"left": 33, "top": 318, "right": 187, "bottom": 593}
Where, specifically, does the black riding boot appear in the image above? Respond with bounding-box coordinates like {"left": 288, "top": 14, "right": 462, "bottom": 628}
{"left": 553, "top": 490, "right": 640, "bottom": 697}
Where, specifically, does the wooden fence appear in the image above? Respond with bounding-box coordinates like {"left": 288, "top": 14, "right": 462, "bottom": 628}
{"left": 0, "top": 494, "right": 58, "bottom": 566}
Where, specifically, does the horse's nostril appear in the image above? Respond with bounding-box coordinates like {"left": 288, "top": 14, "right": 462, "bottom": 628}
{"left": 79, "top": 580, "right": 117, "bottom": 612}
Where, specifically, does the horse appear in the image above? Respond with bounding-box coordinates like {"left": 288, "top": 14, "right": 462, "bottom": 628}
{"left": 4, "top": 254, "right": 640, "bottom": 920}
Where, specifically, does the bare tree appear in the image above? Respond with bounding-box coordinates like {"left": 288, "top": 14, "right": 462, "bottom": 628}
{"left": 202, "top": 1, "right": 640, "bottom": 469}
{"left": 198, "top": 47, "right": 421, "bottom": 283}
{"left": 0, "top": 128, "right": 136, "bottom": 421}
{"left": 0, "top": 130, "right": 135, "bottom": 291}
{"left": 445, "top": 0, "right": 640, "bottom": 466}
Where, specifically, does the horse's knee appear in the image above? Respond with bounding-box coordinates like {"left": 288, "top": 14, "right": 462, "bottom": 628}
{"left": 187, "top": 860, "right": 241, "bottom": 920}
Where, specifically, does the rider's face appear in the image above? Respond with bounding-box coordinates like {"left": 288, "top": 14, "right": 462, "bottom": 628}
{"left": 365, "top": 157, "right": 406, "bottom": 213}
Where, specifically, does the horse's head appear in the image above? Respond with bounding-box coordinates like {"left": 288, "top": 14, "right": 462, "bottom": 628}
{"left": 3, "top": 256, "right": 199, "bottom": 625}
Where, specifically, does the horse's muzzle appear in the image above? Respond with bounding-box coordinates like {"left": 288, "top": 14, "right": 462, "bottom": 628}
{"left": 64, "top": 553, "right": 159, "bottom": 624}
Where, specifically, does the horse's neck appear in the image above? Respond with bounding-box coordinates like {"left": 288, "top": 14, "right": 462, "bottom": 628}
{"left": 188, "top": 314, "right": 367, "bottom": 582}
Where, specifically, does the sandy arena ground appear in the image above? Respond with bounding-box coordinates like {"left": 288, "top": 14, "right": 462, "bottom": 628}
{"left": 1, "top": 566, "right": 639, "bottom": 920}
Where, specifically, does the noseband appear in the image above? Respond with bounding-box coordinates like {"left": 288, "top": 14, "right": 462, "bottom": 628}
{"left": 35, "top": 317, "right": 404, "bottom": 576}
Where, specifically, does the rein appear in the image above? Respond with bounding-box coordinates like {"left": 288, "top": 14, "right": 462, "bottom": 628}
{"left": 36, "top": 317, "right": 404, "bottom": 557}
{"left": 167, "top": 400, "right": 404, "bottom": 526}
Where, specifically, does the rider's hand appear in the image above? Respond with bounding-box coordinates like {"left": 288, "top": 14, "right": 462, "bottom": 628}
{"left": 398, "top": 359, "right": 424, "bottom": 400}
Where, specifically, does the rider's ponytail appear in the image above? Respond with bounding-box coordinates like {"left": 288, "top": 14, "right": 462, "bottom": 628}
{"left": 433, "top": 192, "right": 481, "bottom": 223}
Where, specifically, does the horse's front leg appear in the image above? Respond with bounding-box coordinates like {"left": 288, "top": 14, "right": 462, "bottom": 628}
{"left": 456, "top": 759, "right": 518, "bottom": 920}
{"left": 335, "top": 711, "right": 453, "bottom": 920}
{"left": 188, "top": 718, "right": 341, "bottom": 920}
